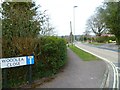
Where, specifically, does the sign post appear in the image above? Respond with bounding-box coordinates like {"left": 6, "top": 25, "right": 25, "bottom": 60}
{"left": 0, "top": 56, "right": 34, "bottom": 88}
{"left": 0, "top": 56, "right": 34, "bottom": 69}
{"left": 0, "top": 67, "right": 2, "bottom": 89}
{"left": 28, "top": 65, "right": 32, "bottom": 85}
{"left": 3, "top": 69, "right": 8, "bottom": 88}
{"left": 26, "top": 56, "right": 34, "bottom": 85}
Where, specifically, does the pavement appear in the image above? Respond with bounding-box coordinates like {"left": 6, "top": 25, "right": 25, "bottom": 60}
{"left": 36, "top": 48, "right": 107, "bottom": 88}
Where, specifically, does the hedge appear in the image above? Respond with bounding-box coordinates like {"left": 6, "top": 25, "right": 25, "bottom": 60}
{"left": 2, "top": 36, "right": 67, "bottom": 87}
{"left": 95, "top": 36, "right": 116, "bottom": 43}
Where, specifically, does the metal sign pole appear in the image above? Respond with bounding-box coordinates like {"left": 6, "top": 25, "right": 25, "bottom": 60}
{"left": 0, "top": 11, "right": 2, "bottom": 90}
{"left": 3, "top": 69, "right": 8, "bottom": 88}
{"left": 28, "top": 65, "right": 32, "bottom": 85}
{"left": 0, "top": 68, "right": 2, "bottom": 89}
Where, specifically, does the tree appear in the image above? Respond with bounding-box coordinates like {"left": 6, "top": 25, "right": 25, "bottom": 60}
{"left": 86, "top": 14, "right": 106, "bottom": 36}
{"left": 82, "top": 29, "right": 91, "bottom": 42}
{"left": 84, "top": 27, "right": 91, "bottom": 36}
{"left": 34, "top": 9, "right": 55, "bottom": 36}
{"left": 97, "top": 2, "right": 120, "bottom": 44}
{"left": 1, "top": 0, "right": 56, "bottom": 58}
{"left": 40, "top": 16, "right": 55, "bottom": 36}
{"left": 1, "top": 1, "right": 42, "bottom": 57}
{"left": 1, "top": 1, "right": 40, "bottom": 40}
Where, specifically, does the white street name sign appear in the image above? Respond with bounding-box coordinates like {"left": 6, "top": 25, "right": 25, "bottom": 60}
{"left": 0, "top": 56, "right": 34, "bottom": 68}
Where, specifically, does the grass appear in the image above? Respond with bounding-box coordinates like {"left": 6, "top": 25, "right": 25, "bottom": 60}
{"left": 69, "top": 45, "right": 100, "bottom": 61}
{"left": 89, "top": 42, "right": 104, "bottom": 45}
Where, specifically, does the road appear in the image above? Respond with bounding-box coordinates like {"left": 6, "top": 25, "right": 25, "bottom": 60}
{"left": 75, "top": 42, "right": 119, "bottom": 88}
{"left": 36, "top": 48, "right": 107, "bottom": 88}
{"left": 75, "top": 42, "right": 118, "bottom": 65}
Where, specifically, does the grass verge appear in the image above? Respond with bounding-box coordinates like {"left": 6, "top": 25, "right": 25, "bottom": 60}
{"left": 89, "top": 42, "right": 104, "bottom": 45}
{"left": 69, "top": 45, "right": 100, "bottom": 61}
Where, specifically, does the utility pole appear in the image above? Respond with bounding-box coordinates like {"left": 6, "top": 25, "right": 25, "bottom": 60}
{"left": 70, "top": 21, "right": 73, "bottom": 45}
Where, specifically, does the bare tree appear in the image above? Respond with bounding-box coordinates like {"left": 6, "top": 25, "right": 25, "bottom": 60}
{"left": 84, "top": 27, "right": 91, "bottom": 36}
{"left": 86, "top": 15, "right": 106, "bottom": 36}
{"left": 36, "top": 10, "right": 55, "bottom": 36}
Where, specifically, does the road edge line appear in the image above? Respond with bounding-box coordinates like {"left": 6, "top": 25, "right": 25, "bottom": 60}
{"left": 75, "top": 44, "right": 118, "bottom": 89}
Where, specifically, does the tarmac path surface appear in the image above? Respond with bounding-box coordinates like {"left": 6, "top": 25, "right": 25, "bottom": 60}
{"left": 36, "top": 48, "right": 107, "bottom": 88}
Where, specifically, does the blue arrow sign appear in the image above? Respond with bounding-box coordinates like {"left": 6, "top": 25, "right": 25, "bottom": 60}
{"left": 26, "top": 56, "right": 34, "bottom": 65}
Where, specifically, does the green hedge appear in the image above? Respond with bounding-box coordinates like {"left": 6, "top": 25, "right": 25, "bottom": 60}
{"left": 2, "top": 36, "right": 67, "bottom": 87}
{"left": 95, "top": 36, "right": 116, "bottom": 43}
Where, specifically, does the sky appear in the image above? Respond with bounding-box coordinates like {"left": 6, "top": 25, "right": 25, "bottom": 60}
{"left": 0, "top": 0, "right": 105, "bottom": 36}
{"left": 35, "top": 0, "right": 104, "bottom": 36}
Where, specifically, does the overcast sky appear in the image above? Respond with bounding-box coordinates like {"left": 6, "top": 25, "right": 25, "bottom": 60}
{"left": 0, "top": 0, "right": 105, "bottom": 36}
{"left": 36, "top": 0, "right": 104, "bottom": 36}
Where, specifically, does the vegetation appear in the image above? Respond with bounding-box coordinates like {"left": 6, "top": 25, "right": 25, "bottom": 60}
{"left": 1, "top": 1, "right": 67, "bottom": 88}
{"left": 99, "top": 2, "right": 120, "bottom": 44}
{"left": 3, "top": 36, "right": 67, "bottom": 88}
{"left": 95, "top": 36, "right": 116, "bottom": 43}
{"left": 86, "top": 14, "right": 106, "bottom": 36}
{"left": 86, "top": 1, "right": 120, "bottom": 44}
{"left": 89, "top": 42, "right": 104, "bottom": 45}
{"left": 69, "top": 45, "right": 99, "bottom": 61}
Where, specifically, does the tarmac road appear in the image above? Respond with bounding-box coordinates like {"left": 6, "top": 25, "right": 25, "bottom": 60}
{"left": 75, "top": 42, "right": 119, "bottom": 88}
{"left": 75, "top": 42, "right": 118, "bottom": 65}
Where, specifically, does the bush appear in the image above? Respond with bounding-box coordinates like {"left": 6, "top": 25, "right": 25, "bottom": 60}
{"left": 2, "top": 36, "right": 67, "bottom": 87}
{"left": 108, "top": 36, "right": 116, "bottom": 41}
{"left": 95, "top": 36, "right": 109, "bottom": 43}
{"left": 95, "top": 36, "right": 116, "bottom": 43}
{"left": 33, "top": 36, "right": 67, "bottom": 78}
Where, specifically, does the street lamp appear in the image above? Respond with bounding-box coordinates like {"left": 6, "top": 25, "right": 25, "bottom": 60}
{"left": 73, "top": 5, "right": 78, "bottom": 44}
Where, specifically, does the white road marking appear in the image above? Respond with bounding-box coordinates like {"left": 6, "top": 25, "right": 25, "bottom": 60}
{"left": 75, "top": 44, "right": 119, "bottom": 89}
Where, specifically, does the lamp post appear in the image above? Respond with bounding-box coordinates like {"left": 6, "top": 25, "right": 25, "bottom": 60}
{"left": 73, "top": 6, "right": 78, "bottom": 44}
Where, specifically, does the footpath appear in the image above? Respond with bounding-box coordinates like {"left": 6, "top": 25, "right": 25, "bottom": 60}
{"left": 36, "top": 48, "right": 107, "bottom": 88}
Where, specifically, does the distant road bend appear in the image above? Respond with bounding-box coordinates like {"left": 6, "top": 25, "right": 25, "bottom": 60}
{"left": 75, "top": 42, "right": 119, "bottom": 89}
